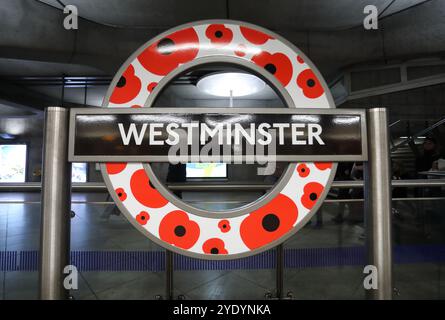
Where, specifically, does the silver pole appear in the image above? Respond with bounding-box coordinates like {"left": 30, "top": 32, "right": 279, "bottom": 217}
{"left": 39, "top": 107, "right": 71, "bottom": 300}
{"left": 364, "top": 108, "right": 393, "bottom": 300}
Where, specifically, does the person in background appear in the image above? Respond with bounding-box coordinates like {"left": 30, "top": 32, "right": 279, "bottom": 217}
{"left": 167, "top": 163, "right": 187, "bottom": 199}
{"left": 347, "top": 162, "right": 364, "bottom": 224}
{"left": 392, "top": 161, "right": 408, "bottom": 198}
{"left": 332, "top": 162, "right": 353, "bottom": 224}
{"left": 414, "top": 136, "right": 443, "bottom": 235}
{"left": 414, "top": 136, "right": 442, "bottom": 198}
{"left": 415, "top": 136, "right": 441, "bottom": 174}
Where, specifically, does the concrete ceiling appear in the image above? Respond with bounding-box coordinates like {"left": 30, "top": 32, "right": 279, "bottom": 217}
{"left": 0, "top": 57, "right": 106, "bottom": 76}
{"left": 0, "top": 0, "right": 442, "bottom": 118}
{"left": 38, "top": 0, "right": 427, "bottom": 30}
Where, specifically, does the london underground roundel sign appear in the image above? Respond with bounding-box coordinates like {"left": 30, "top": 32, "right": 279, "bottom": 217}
{"left": 68, "top": 20, "right": 367, "bottom": 259}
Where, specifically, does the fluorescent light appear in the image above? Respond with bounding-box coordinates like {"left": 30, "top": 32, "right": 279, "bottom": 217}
{"left": 197, "top": 72, "right": 265, "bottom": 97}
{"left": 399, "top": 136, "right": 426, "bottom": 139}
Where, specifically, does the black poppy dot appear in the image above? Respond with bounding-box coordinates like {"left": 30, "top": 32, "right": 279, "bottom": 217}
{"left": 149, "top": 180, "right": 155, "bottom": 189}
{"left": 262, "top": 214, "right": 280, "bottom": 232}
{"left": 301, "top": 168, "right": 305, "bottom": 172}
{"left": 118, "top": 192, "right": 122, "bottom": 197}
{"left": 174, "top": 225, "right": 186, "bottom": 237}
{"left": 157, "top": 38, "right": 175, "bottom": 55}
{"left": 307, "top": 79, "right": 316, "bottom": 87}
{"left": 264, "top": 63, "right": 277, "bottom": 75}
{"left": 116, "top": 76, "right": 126, "bottom": 88}
{"left": 141, "top": 216, "right": 146, "bottom": 220}
{"left": 223, "top": 224, "right": 227, "bottom": 229}
{"left": 309, "top": 192, "right": 318, "bottom": 201}
{"left": 210, "top": 248, "right": 219, "bottom": 254}
{"left": 215, "top": 30, "right": 223, "bottom": 38}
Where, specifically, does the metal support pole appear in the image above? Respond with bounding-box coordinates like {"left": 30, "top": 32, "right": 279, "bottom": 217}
{"left": 364, "top": 108, "right": 393, "bottom": 300}
{"left": 166, "top": 250, "right": 174, "bottom": 300}
{"left": 276, "top": 244, "right": 284, "bottom": 299}
{"left": 39, "top": 107, "right": 71, "bottom": 300}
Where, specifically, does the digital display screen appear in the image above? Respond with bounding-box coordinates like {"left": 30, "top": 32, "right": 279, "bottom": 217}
{"left": 186, "top": 163, "right": 227, "bottom": 178}
{"left": 0, "top": 144, "right": 27, "bottom": 182}
{"left": 72, "top": 162, "right": 87, "bottom": 183}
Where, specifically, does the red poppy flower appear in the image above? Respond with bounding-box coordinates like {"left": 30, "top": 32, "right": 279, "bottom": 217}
{"left": 235, "top": 44, "right": 247, "bottom": 57}
{"left": 138, "top": 28, "right": 199, "bottom": 76}
{"left": 297, "top": 164, "right": 310, "bottom": 177}
{"left": 240, "top": 26, "right": 273, "bottom": 45}
{"left": 110, "top": 64, "right": 141, "bottom": 104}
{"left": 240, "top": 194, "right": 298, "bottom": 250}
{"left": 314, "top": 162, "right": 332, "bottom": 170}
{"left": 106, "top": 163, "right": 127, "bottom": 175}
{"left": 297, "top": 56, "right": 305, "bottom": 64}
{"left": 202, "top": 238, "right": 228, "bottom": 255}
{"left": 147, "top": 82, "right": 157, "bottom": 92}
{"left": 115, "top": 188, "right": 127, "bottom": 201}
{"left": 136, "top": 211, "right": 150, "bottom": 225}
{"left": 218, "top": 220, "right": 231, "bottom": 233}
{"left": 296, "top": 69, "right": 324, "bottom": 99}
{"left": 159, "top": 210, "right": 200, "bottom": 249}
{"left": 205, "top": 24, "right": 233, "bottom": 46}
{"left": 251, "top": 51, "right": 292, "bottom": 87}
{"left": 301, "top": 182, "right": 324, "bottom": 210}
{"left": 130, "top": 169, "right": 169, "bottom": 208}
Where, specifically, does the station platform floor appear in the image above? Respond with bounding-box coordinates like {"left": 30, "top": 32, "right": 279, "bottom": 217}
{"left": 0, "top": 192, "right": 444, "bottom": 300}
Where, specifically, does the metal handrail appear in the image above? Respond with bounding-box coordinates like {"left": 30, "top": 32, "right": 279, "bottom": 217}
{"left": 1, "top": 197, "right": 445, "bottom": 204}
{"left": 0, "top": 179, "right": 445, "bottom": 192}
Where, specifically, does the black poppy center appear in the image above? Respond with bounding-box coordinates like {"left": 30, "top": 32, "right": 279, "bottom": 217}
{"left": 301, "top": 168, "right": 305, "bottom": 172}
{"left": 210, "top": 248, "right": 219, "bottom": 254}
{"left": 174, "top": 225, "right": 186, "bottom": 237}
{"left": 262, "top": 214, "right": 280, "bottom": 232}
{"left": 118, "top": 192, "right": 123, "bottom": 197}
{"left": 264, "top": 63, "right": 277, "bottom": 74}
{"left": 140, "top": 215, "right": 146, "bottom": 220}
{"left": 309, "top": 192, "right": 318, "bottom": 201}
{"left": 307, "top": 79, "right": 316, "bottom": 87}
{"left": 157, "top": 38, "right": 175, "bottom": 55}
{"left": 215, "top": 30, "right": 223, "bottom": 38}
{"left": 117, "top": 76, "right": 126, "bottom": 88}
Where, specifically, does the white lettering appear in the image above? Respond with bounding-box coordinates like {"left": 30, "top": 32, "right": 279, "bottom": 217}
{"left": 234, "top": 123, "right": 256, "bottom": 145}
{"left": 272, "top": 123, "right": 289, "bottom": 145}
{"left": 201, "top": 123, "right": 224, "bottom": 145}
{"left": 182, "top": 122, "right": 199, "bottom": 145}
{"left": 63, "top": 5, "right": 78, "bottom": 30}
{"left": 363, "top": 5, "right": 378, "bottom": 30}
{"left": 118, "top": 123, "right": 147, "bottom": 145}
{"left": 149, "top": 123, "right": 164, "bottom": 145}
{"left": 166, "top": 123, "right": 179, "bottom": 145}
{"left": 308, "top": 123, "right": 324, "bottom": 145}
{"left": 257, "top": 123, "right": 272, "bottom": 145}
{"left": 291, "top": 123, "right": 306, "bottom": 145}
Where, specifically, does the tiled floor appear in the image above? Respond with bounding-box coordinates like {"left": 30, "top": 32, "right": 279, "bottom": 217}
{"left": 0, "top": 192, "right": 444, "bottom": 300}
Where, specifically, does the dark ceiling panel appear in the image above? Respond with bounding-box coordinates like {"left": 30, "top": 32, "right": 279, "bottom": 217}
{"left": 230, "top": 0, "right": 394, "bottom": 31}
{"left": 53, "top": 0, "right": 401, "bottom": 30}
{"left": 57, "top": 0, "right": 228, "bottom": 28}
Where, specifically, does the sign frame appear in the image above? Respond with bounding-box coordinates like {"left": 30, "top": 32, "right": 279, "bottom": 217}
{"left": 68, "top": 107, "right": 368, "bottom": 163}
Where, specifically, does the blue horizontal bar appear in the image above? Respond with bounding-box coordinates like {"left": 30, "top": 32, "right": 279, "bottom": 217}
{"left": 1, "top": 245, "right": 444, "bottom": 272}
